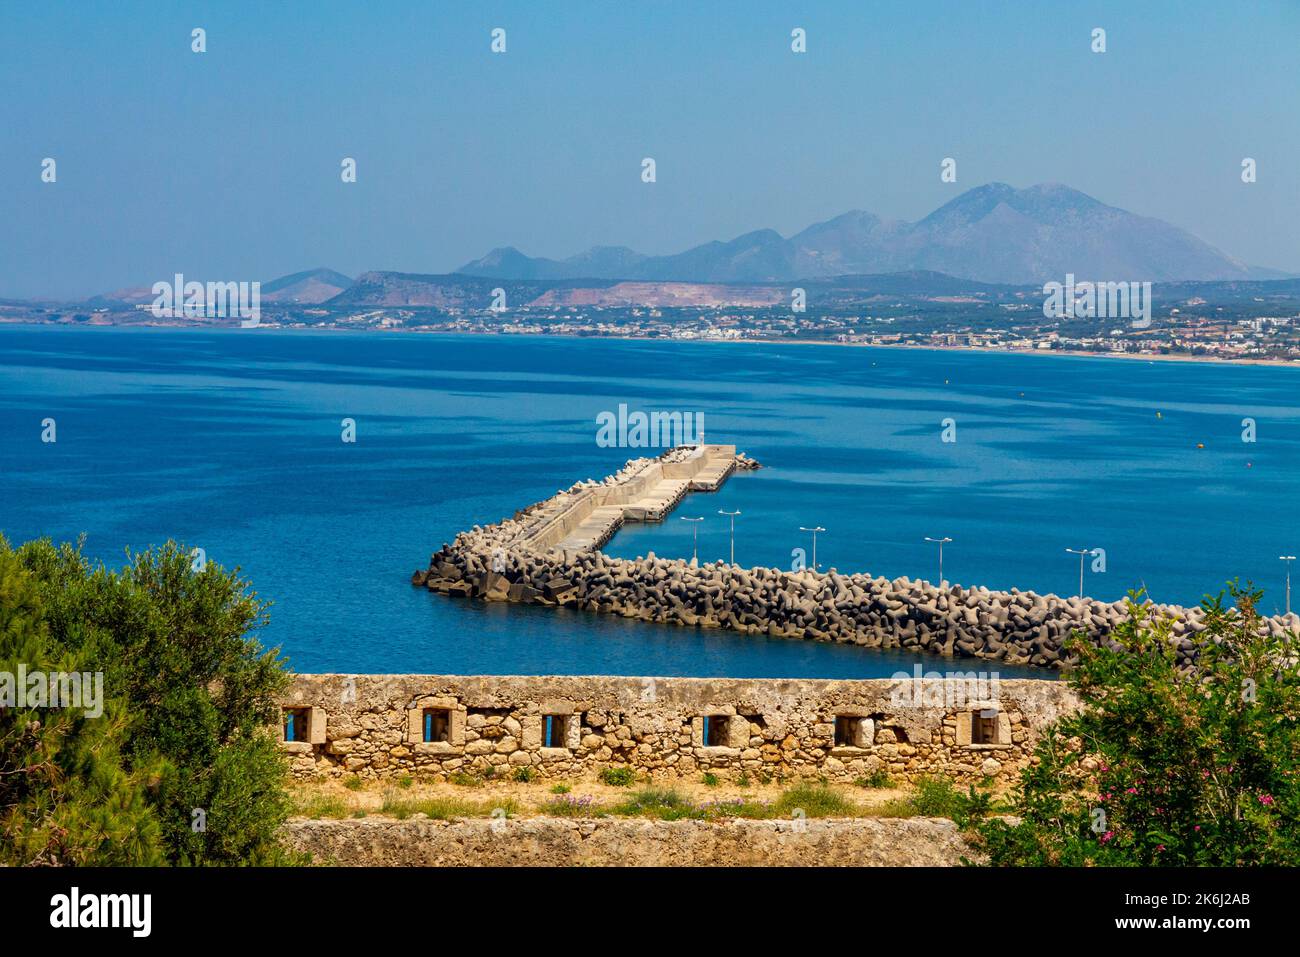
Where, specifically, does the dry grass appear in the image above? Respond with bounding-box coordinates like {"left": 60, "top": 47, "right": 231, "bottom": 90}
{"left": 289, "top": 772, "right": 924, "bottom": 822}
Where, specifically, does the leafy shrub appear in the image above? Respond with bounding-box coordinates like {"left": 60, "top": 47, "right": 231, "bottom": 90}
{"left": 4, "top": 538, "right": 297, "bottom": 865}
{"left": 0, "top": 549, "right": 163, "bottom": 864}
{"left": 854, "top": 769, "right": 893, "bottom": 789}
{"left": 908, "top": 776, "right": 966, "bottom": 818}
{"left": 512, "top": 766, "right": 533, "bottom": 783}
{"left": 701, "top": 772, "right": 719, "bottom": 787}
{"left": 974, "top": 586, "right": 1300, "bottom": 866}
{"left": 612, "top": 788, "right": 699, "bottom": 821}
{"left": 773, "top": 783, "right": 856, "bottom": 818}
{"left": 598, "top": 766, "right": 636, "bottom": 787}
{"left": 873, "top": 776, "right": 994, "bottom": 823}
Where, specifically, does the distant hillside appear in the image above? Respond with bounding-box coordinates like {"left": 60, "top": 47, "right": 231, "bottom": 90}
{"left": 91, "top": 268, "right": 352, "bottom": 306}
{"left": 325, "top": 269, "right": 1018, "bottom": 310}
{"left": 261, "top": 268, "right": 353, "bottom": 303}
{"left": 457, "top": 183, "right": 1290, "bottom": 285}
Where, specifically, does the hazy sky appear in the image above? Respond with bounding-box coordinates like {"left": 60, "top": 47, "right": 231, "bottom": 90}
{"left": 2, "top": 0, "right": 1297, "bottom": 298}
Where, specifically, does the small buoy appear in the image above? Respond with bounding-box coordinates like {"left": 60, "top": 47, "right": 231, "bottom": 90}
{"left": 1247, "top": 462, "right": 1253, "bottom": 468}
{"left": 1018, "top": 392, "right": 1025, "bottom": 397}
{"left": 1196, "top": 443, "right": 1205, "bottom": 449}
{"left": 1156, "top": 411, "right": 1162, "bottom": 419}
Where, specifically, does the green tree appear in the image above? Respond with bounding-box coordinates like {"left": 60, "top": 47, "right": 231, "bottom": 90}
{"left": 6, "top": 537, "right": 298, "bottom": 865}
{"left": 975, "top": 584, "right": 1300, "bottom": 866}
{"left": 0, "top": 549, "right": 163, "bottom": 865}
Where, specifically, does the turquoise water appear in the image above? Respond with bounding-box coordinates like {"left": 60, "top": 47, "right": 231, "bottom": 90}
{"left": 2, "top": 326, "right": 1296, "bottom": 676}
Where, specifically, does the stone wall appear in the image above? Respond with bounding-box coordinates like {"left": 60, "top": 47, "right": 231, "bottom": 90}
{"left": 277, "top": 674, "right": 1079, "bottom": 786}
{"left": 415, "top": 445, "right": 1296, "bottom": 670}
{"left": 283, "top": 815, "right": 980, "bottom": 867}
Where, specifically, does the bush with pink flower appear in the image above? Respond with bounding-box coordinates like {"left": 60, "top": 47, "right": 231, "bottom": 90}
{"left": 974, "top": 583, "right": 1300, "bottom": 866}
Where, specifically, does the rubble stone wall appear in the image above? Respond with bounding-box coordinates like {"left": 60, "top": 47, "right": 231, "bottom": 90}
{"left": 278, "top": 673, "right": 1079, "bottom": 786}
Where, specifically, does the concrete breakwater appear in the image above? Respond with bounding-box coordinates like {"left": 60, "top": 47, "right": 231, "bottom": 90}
{"left": 413, "top": 444, "right": 1295, "bottom": 669}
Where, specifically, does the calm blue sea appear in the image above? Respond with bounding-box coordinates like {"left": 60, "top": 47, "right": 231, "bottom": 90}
{"left": 2, "top": 326, "right": 1296, "bottom": 677}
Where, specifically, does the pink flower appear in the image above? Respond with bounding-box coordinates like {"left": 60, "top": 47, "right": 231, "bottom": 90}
{"left": 1126, "top": 787, "right": 1138, "bottom": 794}
{"left": 1101, "top": 831, "right": 1115, "bottom": 844}
{"left": 1259, "top": 794, "right": 1275, "bottom": 806}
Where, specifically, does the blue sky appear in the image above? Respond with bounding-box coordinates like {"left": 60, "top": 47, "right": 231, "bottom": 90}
{"left": 1, "top": 0, "right": 1297, "bottom": 297}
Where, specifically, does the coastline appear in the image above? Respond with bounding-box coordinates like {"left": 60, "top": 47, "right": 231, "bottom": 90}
{"left": 3, "top": 318, "right": 1297, "bottom": 369}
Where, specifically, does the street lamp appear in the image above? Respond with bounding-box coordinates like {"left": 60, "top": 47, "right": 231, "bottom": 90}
{"left": 680, "top": 516, "right": 704, "bottom": 564}
{"left": 799, "top": 526, "right": 826, "bottom": 572}
{"left": 718, "top": 509, "right": 741, "bottom": 565}
{"left": 924, "top": 536, "right": 952, "bottom": 585}
{"left": 1065, "top": 547, "right": 1092, "bottom": 598}
{"left": 1281, "top": 555, "right": 1296, "bottom": 615}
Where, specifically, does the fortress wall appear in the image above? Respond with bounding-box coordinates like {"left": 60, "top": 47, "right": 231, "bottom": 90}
{"left": 277, "top": 673, "right": 1079, "bottom": 786}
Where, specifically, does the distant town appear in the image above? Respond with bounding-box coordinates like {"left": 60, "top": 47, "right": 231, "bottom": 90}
{"left": 6, "top": 268, "right": 1300, "bottom": 364}
{"left": 305, "top": 302, "right": 1300, "bottom": 364}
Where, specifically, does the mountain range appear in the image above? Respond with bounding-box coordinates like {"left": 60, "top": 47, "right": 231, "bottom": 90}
{"left": 41, "top": 182, "right": 1294, "bottom": 311}
{"left": 456, "top": 183, "right": 1287, "bottom": 285}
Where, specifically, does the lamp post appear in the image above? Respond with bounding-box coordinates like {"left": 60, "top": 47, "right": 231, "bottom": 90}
{"left": 799, "top": 526, "right": 826, "bottom": 572}
{"left": 924, "top": 536, "right": 952, "bottom": 585}
{"left": 680, "top": 516, "right": 704, "bottom": 564}
{"left": 718, "top": 509, "right": 741, "bottom": 565}
{"left": 1281, "top": 555, "right": 1296, "bottom": 615}
{"left": 1065, "top": 547, "right": 1092, "bottom": 598}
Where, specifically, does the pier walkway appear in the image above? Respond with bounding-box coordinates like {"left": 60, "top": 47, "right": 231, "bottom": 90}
{"left": 518, "top": 445, "right": 740, "bottom": 553}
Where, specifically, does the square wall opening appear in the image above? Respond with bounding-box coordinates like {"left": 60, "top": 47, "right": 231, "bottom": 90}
{"left": 283, "top": 707, "right": 310, "bottom": 743}
{"left": 835, "top": 715, "right": 867, "bottom": 748}
{"left": 704, "top": 715, "right": 729, "bottom": 747}
{"left": 972, "top": 710, "right": 999, "bottom": 745}
{"left": 423, "top": 708, "right": 451, "bottom": 744}
{"left": 543, "top": 714, "right": 568, "bottom": 748}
